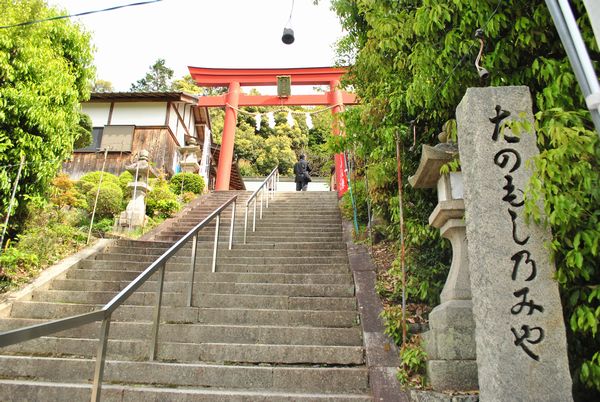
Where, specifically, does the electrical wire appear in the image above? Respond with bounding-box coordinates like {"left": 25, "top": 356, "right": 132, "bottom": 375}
{"left": 285, "top": 0, "right": 295, "bottom": 28}
{"left": 0, "top": 0, "right": 163, "bottom": 30}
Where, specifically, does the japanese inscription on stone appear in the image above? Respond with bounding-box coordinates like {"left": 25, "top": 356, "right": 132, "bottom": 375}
{"left": 456, "top": 86, "right": 572, "bottom": 401}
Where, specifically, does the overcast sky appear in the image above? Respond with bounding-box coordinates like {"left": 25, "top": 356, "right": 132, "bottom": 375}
{"left": 47, "top": 0, "right": 346, "bottom": 91}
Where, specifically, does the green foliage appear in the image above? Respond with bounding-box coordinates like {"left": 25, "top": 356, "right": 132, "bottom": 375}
{"left": 118, "top": 171, "right": 134, "bottom": 195}
{"left": 73, "top": 113, "right": 93, "bottom": 150}
{"left": 49, "top": 173, "right": 85, "bottom": 209}
{"left": 525, "top": 109, "right": 599, "bottom": 397}
{"left": 237, "top": 159, "right": 258, "bottom": 177}
{"left": 77, "top": 171, "right": 120, "bottom": 194}
{"left": 397, "top": 337, "right": 427, "bottom": 388}
{"left": 380, "top": 305, "right": 405, "bottom": 345}
{"left": 130, "top": 58, "right": 174, "bottom": 92}
{"left": 0, "top": 0, "right": 95, "bottom": 240}
{"left": 331, "top": 0, "right": 599, "bottom": 396}
{"left": 91, "top": 79, "right": 113, "bottom": 93}
{"left": 0, "top": 195, "right": 87, "bottom": 292}
{"left": 146, "top": 178, "right": 180, "bottom": 218}
{"left": 169, "top": 172, "right": 205, "bottom": 195}
{"left": 84, "top": 182, "right": 123, "bottom": 219}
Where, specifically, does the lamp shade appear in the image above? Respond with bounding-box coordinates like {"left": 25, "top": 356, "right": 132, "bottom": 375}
{"left": 282, "top": 28, "right": 295, "bottom": 44}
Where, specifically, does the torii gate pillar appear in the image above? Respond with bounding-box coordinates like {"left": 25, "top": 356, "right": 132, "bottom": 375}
{"left": 215, "top": 81, "right": 240, "bottom": 191}
{"left": 330, "top": 79, "right": 348, "bottom": 196}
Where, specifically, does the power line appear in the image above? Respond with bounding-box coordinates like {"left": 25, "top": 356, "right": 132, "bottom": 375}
{"left": 0, "top": 0, "right": 163, "bottom": 30}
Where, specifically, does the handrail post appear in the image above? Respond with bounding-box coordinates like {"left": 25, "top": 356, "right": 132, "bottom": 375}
{"left": 212, "top": 214, "right": 220, "bottom": 273}
{"left": 243, "top": 204, "right": 248, "bottom": 244}
{"left": 149, "top": 264, "right": 165, "bottom": 361}
{"left": 229, "top": 200, "right": 236, "bottom": 250}
{"left": 90, "top": 314, "right": 111, "bottom": 402}
{"left": 252, "top": 199, "right": 257, "bottom": 232}
{"left": 187, "top": 234, "right": 198, "bottom": 307}
{"left": 260, "top": 190, "right": 264, "bottom": 219}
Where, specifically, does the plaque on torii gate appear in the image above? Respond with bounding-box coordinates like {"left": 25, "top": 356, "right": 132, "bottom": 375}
{"left": 188, "top": 66, "right": 358, "bottom": 195}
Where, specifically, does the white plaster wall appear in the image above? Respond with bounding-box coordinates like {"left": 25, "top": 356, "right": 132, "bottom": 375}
{"left": 110, "top": 102, "right": 167, "bottom": 126}
{"left": 82, "top": 103, "right": 111, "bottom": 126}
{"left": 168, "top": 103, "right": 179, "bottom": 140}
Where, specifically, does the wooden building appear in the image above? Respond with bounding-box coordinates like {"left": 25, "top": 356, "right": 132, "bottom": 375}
{"left": 63, "top": 92, "right": 245, "bottom": 190}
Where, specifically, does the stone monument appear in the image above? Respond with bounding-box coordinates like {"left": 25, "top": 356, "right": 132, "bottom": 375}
{"left": 456, "top": 86, "right": 572, "bottom": 401}
{"left": 179, "top": 137, "right": 202, "bottom": 174}
{"left": 118, "top": 150, "right": 156, "bottom": 230}
{"left": 409, "top": 143, "right": 478, "bottom": 391}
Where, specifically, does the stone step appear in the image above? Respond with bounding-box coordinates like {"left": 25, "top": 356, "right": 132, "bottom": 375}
{"left": 93, "top": 253, "right": 349, "bottom": 265}
{"left": 0, "top": 356, "right": 370, "bottom": 394}
{"left": 50, "top": 279, "right": 355, "bottom": 297}
{"left": 9, "top": 302, "right": 359, "bottom": 327}
{"left": 107, "top": 241, "right": 347, "bottom": 253}
{"left": 155, "top": 234, "right": 346, "bottom": 243}
{"left": 2, "top": 337, "right": 364, "bottom": 365}
{"left": 32, "top": 290, "right": 356, "bottom": 311}
{"left": 0, "top": 320, "right": 363, "bottom": 346}
{"left": 103, "top": 246, "right": 348, "bottom": 258}
{"left": 66, "top": 270, "right": 353, "bottom": 285}
{"left": 80, "top": 259, "right": 350, "bottom": 274}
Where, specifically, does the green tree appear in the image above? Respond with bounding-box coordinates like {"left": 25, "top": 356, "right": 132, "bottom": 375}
{"left": 91, "top": 79, "right": 114, "bottom": 93}
{"left": 0, "top": 0, "right": 95, "bottom": 241}
{"left": 330, "top": 0, "right": 599, "bottom": 397}
{"left": 130, "top": 58, "right": 174, "bottom": 92}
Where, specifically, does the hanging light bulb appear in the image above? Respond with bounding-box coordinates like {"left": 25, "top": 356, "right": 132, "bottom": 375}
{"left": 305, "top": 113, "right": 313, "bottom": 129}
{"left": 281, "top": 0, "right": 295, "bottom": 45}
{"left": 268, "top": 112, "right": 276, "bottom": 128}
{"left": 287, "top": 111, "right": 295, "bottom": 128}
{"left": 255, "top": 113, "right": 261, "bottom": 131}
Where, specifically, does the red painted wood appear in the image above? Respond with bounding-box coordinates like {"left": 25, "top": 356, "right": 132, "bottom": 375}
{"left": 215, "top": 81, "right": 240, "bottom": 191}
{"left": 196, "top": 93, "right": 357, "bottom": 107}
{"left": 188, "top": 66, "right": 349, "bottom": 86}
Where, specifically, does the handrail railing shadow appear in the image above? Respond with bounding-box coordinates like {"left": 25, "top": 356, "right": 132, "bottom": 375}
{"left": 243, "top": 166, "right": 279, "bottom": 244}
{"left": 0, "top": 195, "right": 238, "bottom": 401}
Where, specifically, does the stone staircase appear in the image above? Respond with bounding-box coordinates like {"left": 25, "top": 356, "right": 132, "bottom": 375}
{"left": 0, "top": 191, "right": 371, "bottom": 401}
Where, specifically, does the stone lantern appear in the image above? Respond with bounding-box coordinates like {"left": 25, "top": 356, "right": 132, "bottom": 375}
{"left": 179, "top": 137, "right": 202, "bottom": 174}
{"left": 118, "top": 150, "right": 157, "bottom": 230}
{"left": 408, "top": 143, "right": 477, "bottom": 392}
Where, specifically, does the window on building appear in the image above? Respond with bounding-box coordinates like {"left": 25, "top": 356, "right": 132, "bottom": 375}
{"left": 74, "top": 127, "right": 103, "bottom": 152}
{"left": 100, "top": 125, "right": 134, "bottom": 152}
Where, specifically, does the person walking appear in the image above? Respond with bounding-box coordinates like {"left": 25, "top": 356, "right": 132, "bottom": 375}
{"left": 293, "top": 154, "right": 311, "bottom": 191}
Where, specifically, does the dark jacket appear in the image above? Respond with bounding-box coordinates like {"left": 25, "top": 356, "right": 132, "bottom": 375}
{"left": 293, "top": 159, "right": 311, "bottom": 182}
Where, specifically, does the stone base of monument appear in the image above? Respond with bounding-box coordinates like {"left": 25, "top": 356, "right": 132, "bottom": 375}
{"left": 410, "top": 389, "right": 479, "bottom": 402}
{"left": 422, "top": 300, "right": 478, "bottom": 391}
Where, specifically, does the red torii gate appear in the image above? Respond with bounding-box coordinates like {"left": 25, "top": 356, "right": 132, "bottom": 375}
{"left": 188, "top": 66, "right": 358, "bottom": 196}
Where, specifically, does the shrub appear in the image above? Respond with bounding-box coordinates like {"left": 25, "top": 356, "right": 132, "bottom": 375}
{"left": 237, "top": 159, "right": 258, "bottom": 177}
{"left": 169, "top": 172, "right": 205, "bottom": 195}
{"left": 49, "top": 174, "right": 85, "bottom": 209}
{"left": 146, "top": 181, "right": 180, "bottom": 218}
{"left": 77, "top": 171, "right": 120, "bottom": 193}
{"left": 181, "top": 191, "right": 197, "bottom": 203}
{"left": 118, "top": 171, "right": 134, "bottom": 194}
{"left": 92, "top": 218, "right": 114, "bottom": 237}
{"left": 85, "top": 182, "right": 123, "bottom": 219}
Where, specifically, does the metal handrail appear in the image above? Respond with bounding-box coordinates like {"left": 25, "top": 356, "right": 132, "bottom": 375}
{"left": 243, "top": 166, "right": 279, "bottom": 244}
{"left": 0, "top": 195, "right": 238, "bottom": 402}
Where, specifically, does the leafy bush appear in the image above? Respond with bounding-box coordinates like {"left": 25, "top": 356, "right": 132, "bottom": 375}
{"left": 91, "top": 218, "right": 114, "bottom": 237}
{"left": 118, "top": 171, "right": 134, "bottom": 194}
{"left": 237, "top": 159, "right": 258, "bottom": 177}
{"left": 181, "top": 191, "right": 197, "bottom": 203}
{"left": 49, "top": 173, "right": 85, "bottom": 209}
{"left": 77, "top": 171, "right": 120, "bottom": 194}
{"left": 169, "top": 172, "right": 205, "bottom": 195}
{"left": 397, "top": 336, "right": 427, "bottom": 388}
{"left": 146, "top": 180, "right": 180, "bottom": 218}
{"left": 84, "top": 182, "right": 123, "bottom": 219}
{"left": 0, "top": 247, "right": 39, "bottom": 291}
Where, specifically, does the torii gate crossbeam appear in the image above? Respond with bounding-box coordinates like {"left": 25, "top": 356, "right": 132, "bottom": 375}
{"left": 188, "top": 66, "right": 358, "bottom": 196}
